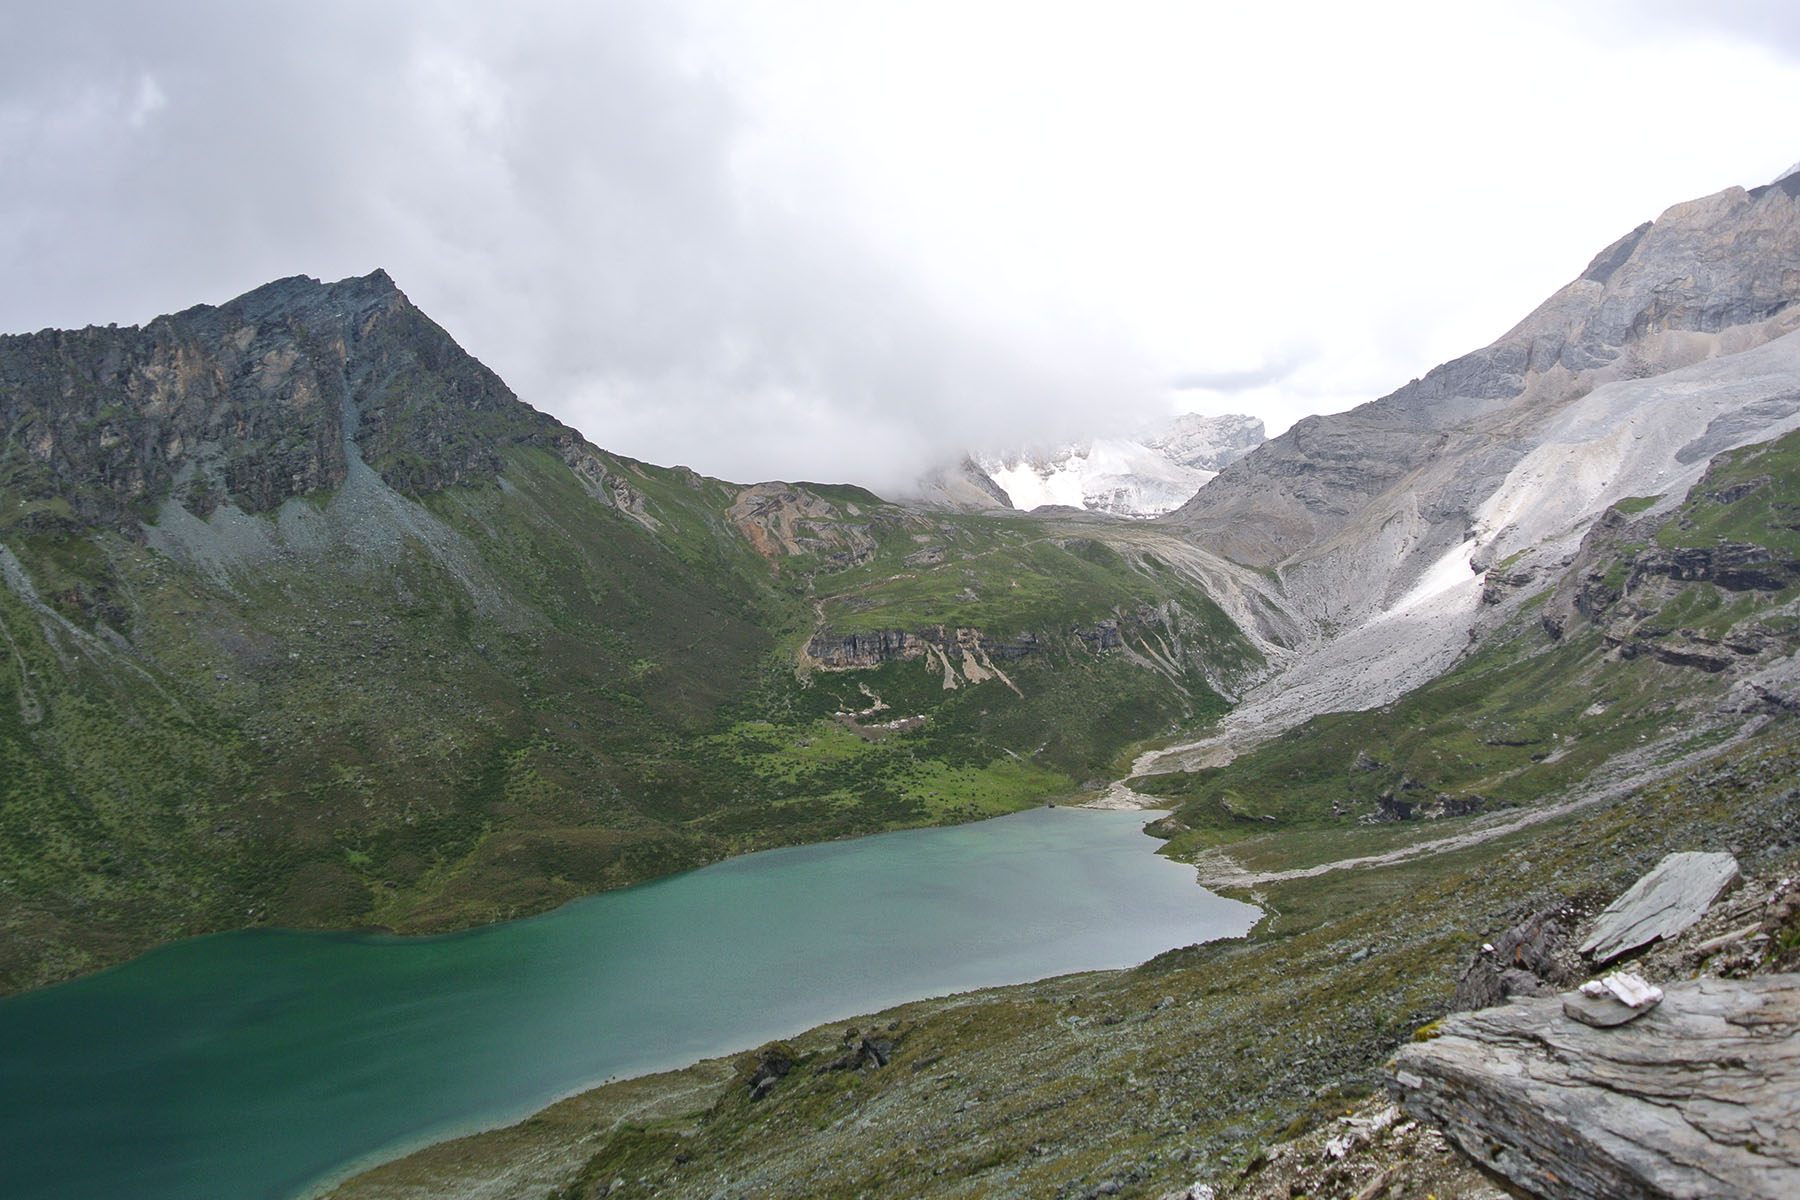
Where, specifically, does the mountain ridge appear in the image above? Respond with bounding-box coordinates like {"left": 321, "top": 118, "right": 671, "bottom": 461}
{"left": 5, "top": 165, "right": 1800, "bottom": 1200}
{"left": 0, "top": 272, "right": 1257, "bottom": 993}
{"left": 1116, "top": 174, "right": 1800, "bottom": 770}
{"left": 1169, "top": 179, "right": 1800, "bottom": 602}
{"left": 315, "top": 164, "right": 1800, "bottom": 1200}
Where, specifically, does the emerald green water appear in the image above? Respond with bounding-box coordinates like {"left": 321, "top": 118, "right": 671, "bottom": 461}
{"left": 0, "top": 807, "right": 1256, "bottom": 1200}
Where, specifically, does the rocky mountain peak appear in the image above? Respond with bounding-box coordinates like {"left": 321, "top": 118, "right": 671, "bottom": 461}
{"left": 0, "top": 270, "right": 565, "bottom": 535}
{"left": 1168, "top": 170, "right": 1800, "bottom": 605}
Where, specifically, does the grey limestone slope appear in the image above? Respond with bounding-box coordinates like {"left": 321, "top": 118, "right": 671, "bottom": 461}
{"left": 1168, "top": 173, "right": 1800, "bottom": 627}
{"left": 1134, "top": 172, "right": 1800, "bottom": 766}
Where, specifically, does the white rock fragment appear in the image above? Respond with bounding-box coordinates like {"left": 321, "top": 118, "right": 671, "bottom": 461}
{"left": 1568, "top": 971, "right": 1666, "bottom": 1026}
{"left": 1579, "top": 972, "right": 1664, "bottom": 1009}
{"left": 1155, "top": 1184, "right": 1215, "bottom": 1200}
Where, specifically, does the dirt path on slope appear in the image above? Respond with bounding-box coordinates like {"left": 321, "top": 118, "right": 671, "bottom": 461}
{"left": 1185, "top": 718, "right": 1766, "bottom": 889}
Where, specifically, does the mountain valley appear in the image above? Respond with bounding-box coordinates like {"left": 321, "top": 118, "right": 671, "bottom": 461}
{"left": 0, "top": 272, "right": 1264, "bottom": 993}
{"left": 4, "top": 167, "right": 1800, "bottom": 1199}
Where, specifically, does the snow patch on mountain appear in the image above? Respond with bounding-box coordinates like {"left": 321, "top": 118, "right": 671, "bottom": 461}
{"left": 982, "top": 439, "right": 1215, "bottom": 516}
{"left": 977, "top": 413, "right": 1264, "bottom": 518}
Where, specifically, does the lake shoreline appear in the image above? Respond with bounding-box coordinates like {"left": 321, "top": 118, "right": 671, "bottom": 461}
{"left": 1, "top": 806, "right": 1255, "bottom": 1200}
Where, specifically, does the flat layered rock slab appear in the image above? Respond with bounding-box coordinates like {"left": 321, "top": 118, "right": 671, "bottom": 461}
{"left": 1580, "top": 851, "right": 1741, "bottom": 964}
{"left": 1389, "top": 974, "right": 1800, "bottom": 1200}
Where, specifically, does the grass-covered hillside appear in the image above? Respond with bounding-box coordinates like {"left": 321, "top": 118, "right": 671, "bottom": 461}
{"left": 0, "top": 274, "right": 1259, "bottom": 994}
{"left": 330, "top": 433, "right": 1800, "bottom": 1200}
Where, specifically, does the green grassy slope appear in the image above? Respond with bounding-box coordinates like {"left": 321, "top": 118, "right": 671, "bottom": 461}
{"left": 0, "top": 280, "right": 1259, "bottom": 992}
{"left": 0, "top": 447, "right": 1259, "bottom": 992}
{"left": 330, "top": 429, "right": 1800, "bottom": 1200}
{"left": 334, "top": 703, "right": 1800, "bottom": 1200}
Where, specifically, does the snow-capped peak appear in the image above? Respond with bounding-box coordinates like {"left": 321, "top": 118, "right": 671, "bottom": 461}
{"left": 976, "top": 414, "right": 1264, "bottom": 518}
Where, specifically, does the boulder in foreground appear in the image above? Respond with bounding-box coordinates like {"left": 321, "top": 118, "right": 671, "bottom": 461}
{"left": 1389, "top": 973, "right": 1800, "bottom": 1199}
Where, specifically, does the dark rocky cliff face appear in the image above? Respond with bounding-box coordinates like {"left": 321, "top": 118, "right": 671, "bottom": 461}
{"left": 0, "top": 270, "right": 563, "bottom": 534}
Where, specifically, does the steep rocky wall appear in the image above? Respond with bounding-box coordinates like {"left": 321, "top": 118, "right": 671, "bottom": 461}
{"left": 806, "top": 628, "right": 933, "bottom": 668}
{"left": 804, "top": 615, "right": 1168, "bottom": 709}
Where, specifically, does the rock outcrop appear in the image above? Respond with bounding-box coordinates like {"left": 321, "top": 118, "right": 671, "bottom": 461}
{"left": 727, "top": 483, "right": 889, "bottom": 565}
{"left": 1579, "top": 851, "right": 1742, "bottom": 965}
{"left": 1450, "top": 909, "right": 1581, "bottom": 1012}
{"left": 804, "top": 612, "right": 1150, "bottom": 685}
{"left": 745, "top": 1043, "right": 798, "bottom": 1101}
{"left": 822, "top": 1032, "right": 896, "bottom": 1072}
{"left": 1630, "top": 542, "right": 1800, "bottom": 593}
{"left": 0, "top": 270, "right": 563, "bottom": 534}
{"left": 1532, "top": 429, "right": 1800, "bottom": 695}
{"left": 805, "top": 628, "right": 935, "bottom": 669}
{"left": 803, "top": 624, "right": 1026, "bottom": 694}
{"left": 1389, "top": 974, "right": 1800, "bottom": 1199}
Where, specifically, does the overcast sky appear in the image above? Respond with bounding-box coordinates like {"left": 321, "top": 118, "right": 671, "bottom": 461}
{"left": 4, "top": 2, "right": 1798, "bottom": 492}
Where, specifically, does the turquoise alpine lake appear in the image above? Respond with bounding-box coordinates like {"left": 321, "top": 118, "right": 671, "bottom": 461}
{"left": 0, "top": 806, "right": 1257, "bottom": 1200}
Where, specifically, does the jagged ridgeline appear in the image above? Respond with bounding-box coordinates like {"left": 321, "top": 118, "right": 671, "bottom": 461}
{"left": 0, "top": 271, "right": 1257, "bottom": 993}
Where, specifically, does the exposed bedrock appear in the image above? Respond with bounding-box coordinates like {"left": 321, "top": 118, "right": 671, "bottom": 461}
{"left": 1390, "top": 973, "right": 1800, "bottom": 1200}
{"left": 1579, "top": 851, "right": 1743, "bottom": 966}
{"left": 1167, "top": 177, "right": 1800, "bottom": 629}
{"left": 803, "top": 622, "right": 1121, "bottom": 670}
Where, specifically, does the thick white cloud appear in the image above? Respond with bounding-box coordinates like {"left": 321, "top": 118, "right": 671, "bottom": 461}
{"left": 3, "top": 1, "right": 1798, "bottom": 490}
